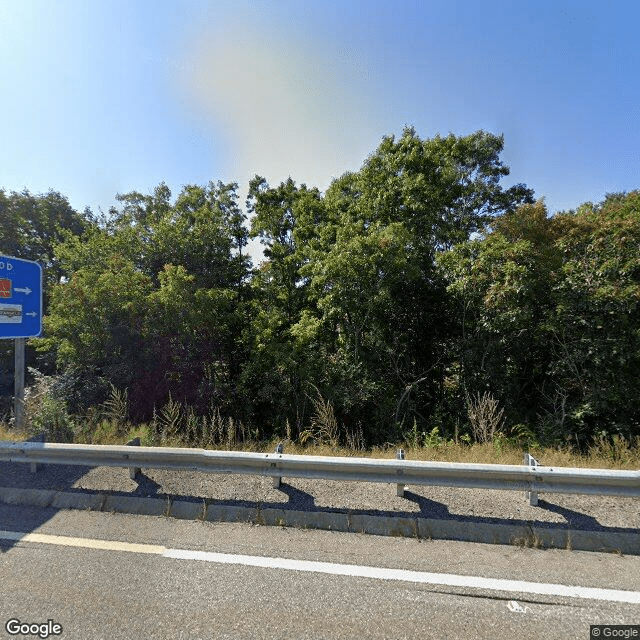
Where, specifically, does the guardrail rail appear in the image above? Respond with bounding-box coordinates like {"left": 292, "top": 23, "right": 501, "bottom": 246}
{"left": 1, "top": 441, "right": 638, "bottom": 502}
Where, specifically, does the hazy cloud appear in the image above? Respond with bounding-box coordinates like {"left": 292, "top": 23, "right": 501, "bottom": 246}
{"left": 180, "top": 19, "right": 388, "bottom": 192}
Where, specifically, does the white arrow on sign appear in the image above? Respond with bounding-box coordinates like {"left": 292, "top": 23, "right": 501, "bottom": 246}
{"left": 26, "top": 312, "right": 37, "bottom": 317}
{"left": 14, "top": 287, "right": 32, "bottom": 295}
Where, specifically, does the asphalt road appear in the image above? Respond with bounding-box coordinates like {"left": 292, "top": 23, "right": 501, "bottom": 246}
{"left": 0, "top": 504, "right": 638, "bottom": 639}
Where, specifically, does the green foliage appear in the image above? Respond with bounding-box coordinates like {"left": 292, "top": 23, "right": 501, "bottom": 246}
{"left": 0, "top": 188, "right": 92, "bottom": 310}
{"left": 438, "top": 191, "right": 640, "bottom": 442}
{"left": 30, "top": 389, "right": 75, "bottom": 443}
{"left": 37, "top": 181, "right": 250, "bottom": 422}
{"left": 404, "top": 420, "right": 449, "bottom": 450}
{"left": 423, "top": 425, "right": 445, "bottom": 449}
{"left": 7, "top": 129, "right": 638, "bottom": 449}
{"left": 510, "top": 423, "right": 539, "bottom": 449}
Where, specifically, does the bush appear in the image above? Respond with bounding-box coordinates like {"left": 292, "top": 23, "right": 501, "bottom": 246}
{"left": 466, "top": 391, "right": 505, "bottom": 444}
{"left": 30, "top": 389, "right": 75, "bottom": 442}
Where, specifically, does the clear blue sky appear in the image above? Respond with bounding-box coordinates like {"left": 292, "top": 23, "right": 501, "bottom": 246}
{"left": 2, "top": 0, "right": 639, "bottom": 233}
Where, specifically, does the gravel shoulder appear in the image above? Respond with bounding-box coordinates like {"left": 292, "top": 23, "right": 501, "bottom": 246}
{"left": 0, "top": 460, "right": 637, "bottom": 533}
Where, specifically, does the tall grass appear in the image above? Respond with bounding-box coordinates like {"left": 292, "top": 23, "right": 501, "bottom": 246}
{"left": 0, "top": 387, "right": 637, "bottom": 469}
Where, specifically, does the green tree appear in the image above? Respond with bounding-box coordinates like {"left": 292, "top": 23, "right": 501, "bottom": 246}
{"left": 438, "top": 192, "right": 640, "bottom": 444}
{"left": 0, "top": 189, "right": 92, "bottom": 305}
{"left": 303, "top": 128, "right": 534, "bottom": 439}
{"left": 241, "top": 177, "right": 326, "bottom": 435}
{"left": 437, "top": 200, "right": 562, "bottom": 435}
{"left": 549, "top": 191, "right": 640, "bottom": 439}
{"left": 41, "top": 182, "right": 251, "bottom": 421}
{"left": 241, "top": 128, "right": 534, "bottom": 443}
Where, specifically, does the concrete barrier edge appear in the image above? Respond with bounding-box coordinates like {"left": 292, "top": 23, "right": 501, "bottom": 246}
{"left": 0, "top": 486, "right": 636, "bottom": 555}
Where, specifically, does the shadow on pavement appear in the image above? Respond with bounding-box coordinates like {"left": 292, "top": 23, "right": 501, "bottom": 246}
{"left": 1, "top": 449, "right": 637, "bottom": 552}
{"left": 0, "top": 434, "right": 93, "bottom": 552}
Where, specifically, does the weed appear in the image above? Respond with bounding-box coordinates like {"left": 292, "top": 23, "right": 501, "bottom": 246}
{"left": 299, "top": 385, "right": 339, "bottom": 446}
{"left": 159, "top": 395, "right": 182, "bottom": 441}
{"left": 198, "top": 499, "right": 208, "bottom": 522}
{"left": 345, "top": 420, "right": 365, "bottom": 450}
{"left": 30, "top": 387, "right": 75, "bottom": 443}
{"left": 589, "top": 433, "right": 639, "bottom": 466}
{"left": 466, "top": 391, "right": 505, "bottom": 444}
{"left": 511, "top": 530, "right": 544, "bottom": 549}
{"left": 492, "top": 431, "right": 509, "bottom": 456}
{"left": 424, "top": 426, "right": 445, "bottom": 449}
{"left": 226, "top": 416, "right": 235, "bottom": 449}
{"left": 102, "top": 384, "right": 129, "bottom": 430}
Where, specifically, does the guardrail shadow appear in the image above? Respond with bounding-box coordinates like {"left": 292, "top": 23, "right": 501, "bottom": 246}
{"left": 271, "top": 484, "right": 635, "bottom": 535}
{"left": 0, "top": 434, "right": 95, "bottom": 553}
{"left": 1, "top": 457, "right": 637, "bottom": 552}
{"left": 400, "top": 490, "right": 614, "bottom": 533}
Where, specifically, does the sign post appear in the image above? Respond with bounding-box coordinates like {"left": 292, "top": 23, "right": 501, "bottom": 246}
{"left": 0, "top": 256, "right": 43, "bottom": 430}
{"left": 15, "top": 338, "right": 25, "bottom": 430}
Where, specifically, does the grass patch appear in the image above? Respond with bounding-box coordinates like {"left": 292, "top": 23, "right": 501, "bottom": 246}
{"left": 0, "top": 424, "right": 28, "bottom": 442}
{"left": 1, "top": 414, "right": 637, "bottom": 470}
{"left": 511, "top": 531, "right": 545, "bottom": 549}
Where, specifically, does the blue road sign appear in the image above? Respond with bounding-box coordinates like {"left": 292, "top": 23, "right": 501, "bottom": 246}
{"left": 0, "top": 255, "right": 42, "bottom": 338}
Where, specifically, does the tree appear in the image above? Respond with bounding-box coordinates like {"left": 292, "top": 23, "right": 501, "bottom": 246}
{"left": 437, "top": 200, "right": 562, "bottom": 434}
{"left": 240, "top": 177, "right": 326, "bottom": 435}
{"left": 241, "top": 128, "right": 535, "bottom": 442}
{"left": 437, "top": 192, "right": 640, "bottom": 444}
{"left": 549, "top": 192, "right": 640, "bottom": 440}
{"left": 0, "top": 189, "right": 92, "bottom": 307}
{"left": 302, "top": 128, "right": 534, "bottom": 439}
{"left": 41, "top": 182, "right": 251, "bottom": 420}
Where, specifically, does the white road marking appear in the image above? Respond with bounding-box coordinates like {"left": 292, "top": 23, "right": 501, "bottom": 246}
{"left": 163, "top": 548, "right": 640, "bottom": 603}
{"left": 0, "top": 529, "right": 165, "bottom": 554}
{"left": 1, "top": 529, "right": 639, "bottom": 604}
{"left": 507, "top": 600, "right": 530, "bottom": 613}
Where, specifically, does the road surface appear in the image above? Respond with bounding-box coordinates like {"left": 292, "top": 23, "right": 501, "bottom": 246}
{"left": 0, "top": 504, "right": 638, "bottom": 639}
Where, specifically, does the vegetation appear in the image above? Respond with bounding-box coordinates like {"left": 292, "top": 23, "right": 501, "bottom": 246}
{"left": 1, "top": 127, "right": 638, "bottom": 467}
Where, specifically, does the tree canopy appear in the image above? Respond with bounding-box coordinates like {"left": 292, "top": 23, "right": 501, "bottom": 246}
{"left": 2, "top": 129, "right": 638, "bottom": 447}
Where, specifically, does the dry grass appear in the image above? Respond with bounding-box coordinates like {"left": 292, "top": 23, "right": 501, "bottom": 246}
{"left": 256, "top": 438, "right": 638, "bottom": 469}
{"left": 1, "top": 415, "right": 637, "bottom": 470}
{"left": 0, "top": 423, "right": 28, "bottom": 442}
{"left": 511, "top": 531, "right": 545, "bottom": 549}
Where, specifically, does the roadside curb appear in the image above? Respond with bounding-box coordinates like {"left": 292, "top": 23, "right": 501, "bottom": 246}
{"left": 1, "top": 486, "right": 637, "bottom": 555}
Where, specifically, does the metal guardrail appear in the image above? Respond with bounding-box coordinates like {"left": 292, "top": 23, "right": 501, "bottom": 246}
{"left": 0, "top": 440, "right": 638, "bottom": 501}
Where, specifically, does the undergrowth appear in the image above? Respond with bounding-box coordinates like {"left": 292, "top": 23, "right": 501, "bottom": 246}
{"left": 0, "top": 419, "right": 637, "bottom": 470}
{"left": 0, "top": 383, "right": 637, "bottom": 469}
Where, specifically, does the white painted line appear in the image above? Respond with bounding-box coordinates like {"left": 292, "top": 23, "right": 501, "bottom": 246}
{"left": 163, "top": 548, "right": 640, "bottom": 604}
{"left": 0, "top": 529, "right": 166, "bottom": 555}
{"left": 1, "top": 529, "right": 638, "bottom": 604}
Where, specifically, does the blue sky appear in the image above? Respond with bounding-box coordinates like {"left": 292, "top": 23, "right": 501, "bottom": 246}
{"left": 2, "top": 0, "right": 639, "bottom": 255}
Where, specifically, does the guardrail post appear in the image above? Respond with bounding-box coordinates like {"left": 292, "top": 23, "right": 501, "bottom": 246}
{"left": 524, "top": 452, "right": 539, "bottom": 506}
{"left": 396, "top": 449, "right": 406, "bottom": 497}
{"left": 127, "top": 437, "right": 141, "bottom": 479}
{"left": 273, "top": 442, "right": 284, "bottom": 488}
{"left": 30, "top": 431, "right": 45, "bottom": 474}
